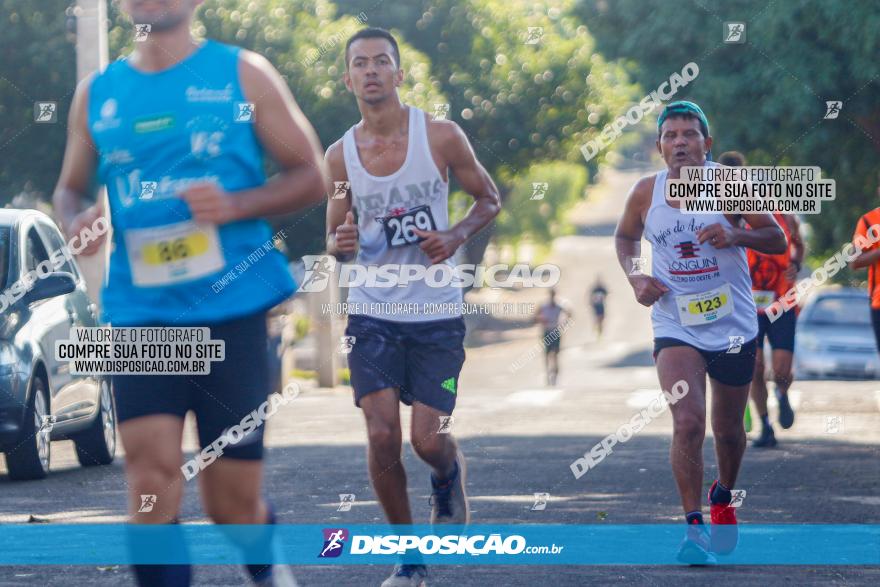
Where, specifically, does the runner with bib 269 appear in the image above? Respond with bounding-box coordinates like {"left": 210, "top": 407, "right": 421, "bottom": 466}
{"left": 614, "top": 101, "right": 786, "bottom": 564}
{"left": 325, "top": 27, "right": 501, "bottom": 587}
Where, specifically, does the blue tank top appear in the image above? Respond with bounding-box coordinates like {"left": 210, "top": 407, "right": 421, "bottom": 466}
{"left": 88, "top": 40, "right": 295, "bottom": 326}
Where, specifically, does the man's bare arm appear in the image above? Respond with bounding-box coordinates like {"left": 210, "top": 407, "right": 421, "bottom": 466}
{"left": 324, "top": 140, "right": 356, "bottom": 259}
{"left": 851, "top": 248, "right": 880, "bottom": 270}
{"left": 439, "top": 121, "right": 501, "bottom": 243}
{"left": 735, "top": 213, "right": 787, "bottom": 254}
{"left": 615, "top": 176, "right": 669, "bottom": 306}
{"left": 413, "top": 119, "right": 500, "bottom": 264}
{"left": 52, "top": 74, "right": 105, "bottom": 255}
{"left": 614, "top": 177, "right": 652, "bottom": 276}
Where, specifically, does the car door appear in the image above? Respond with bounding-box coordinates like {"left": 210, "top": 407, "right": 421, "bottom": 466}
{"left": 34, "top": 220, "right": 102, "bottom": 424}
{"left": 19, "top": 222, "right": 81, "bottom": 422}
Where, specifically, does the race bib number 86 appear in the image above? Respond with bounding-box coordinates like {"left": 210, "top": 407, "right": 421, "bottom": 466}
{"left": 125, "top": 221, "right": 225, "bottom": 287}
{"left": 382, "top": 205, "right": 437, "bottom": 248}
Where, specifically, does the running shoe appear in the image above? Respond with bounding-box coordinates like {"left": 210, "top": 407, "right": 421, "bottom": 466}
{"left": 380, "top": 564, "right": 428, "bottom": 587}
{"left": 245, "top": 533, "right": 301, "bottom": 586}
{"left": 676, "top": 522, "right": 716, "bottom": 565}
{"left": 429, "top": 450, "right": 469, "bottom": 525}
{"left": 708, "top": 480, "right": 739, "bottom": 554}
{"left": 251, "top": 563, "right": 299, "bottom": 587}
{"left": 752, "top": 425, "right": 777, "bottom": 448}
{"left": 776, "top": 389, "right": 795, "bottom": 429}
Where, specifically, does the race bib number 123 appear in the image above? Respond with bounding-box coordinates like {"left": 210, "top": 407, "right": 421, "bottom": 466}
{"left": 675, "top": 283, "right": 734, "bottom": 326}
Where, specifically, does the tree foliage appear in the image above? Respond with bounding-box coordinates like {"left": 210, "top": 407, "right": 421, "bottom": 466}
{"left": 575, "top": 0, "right": 880, "bottom": 258}
{"left": 0, "top": 0, "right": 76, "bottom": 200}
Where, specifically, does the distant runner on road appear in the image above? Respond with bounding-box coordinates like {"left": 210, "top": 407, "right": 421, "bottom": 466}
{"left": 588, "top": 277, "right": 608, "bottom": 337}
{"left": 535, "top": 288, "right": 572, "bottom": 386}
{"left": 615, "top": 102, "right": 786, "bottom": 564}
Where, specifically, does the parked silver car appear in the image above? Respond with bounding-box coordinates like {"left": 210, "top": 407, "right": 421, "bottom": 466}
{"left": 1, "top": 209, "right": 116, "bottom": 480}
{"left": 793, "top": 286, "right": 880, "bottom": 380}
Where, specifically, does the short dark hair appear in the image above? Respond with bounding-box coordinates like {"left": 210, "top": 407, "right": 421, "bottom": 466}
{"left": 718, "top": 151, "right": 746, "bottom": 166}
{"left": 345, "top": 27, "right": 400, "bottom": 69}
{"left": 657, "top": 112, "right": 708, "bottom": 140}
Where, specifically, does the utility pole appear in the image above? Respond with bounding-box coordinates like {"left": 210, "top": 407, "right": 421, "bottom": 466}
{"left": 74, "top": 0, "right": 109, "bottom": 305}
{"left": 314, "top": 263, "right": 339, "bottom": 388}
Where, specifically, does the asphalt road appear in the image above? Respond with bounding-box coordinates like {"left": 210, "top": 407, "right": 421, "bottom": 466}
{"left": 1, "top": 165, "right": 878, "bottom": 586}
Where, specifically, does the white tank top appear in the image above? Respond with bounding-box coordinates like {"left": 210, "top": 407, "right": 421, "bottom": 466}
{"left": 644, "top": 164, "right": 757, "bottom": 351}
{"left": 342, "top": 106, "right": 462, "bottom": 322}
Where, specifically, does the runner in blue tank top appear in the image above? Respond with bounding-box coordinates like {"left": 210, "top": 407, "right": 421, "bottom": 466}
{"left": 52, "top": 1, "right": 327, "bottom": 585}
{"left": 614, "top": 102, "right": 786, "bottom": 564}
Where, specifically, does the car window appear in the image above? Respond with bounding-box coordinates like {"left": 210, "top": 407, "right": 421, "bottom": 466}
{"left": 25, "top": 227, "right": 51, "bottom": 273}
{"left": 37, "top": 222, "right": 78, "bottom": 277}
{"left": 807, "top": 296, "right": 871, "bottom": 326}
{"left": 0, "top": 227, "right": 10, "bottom": 287}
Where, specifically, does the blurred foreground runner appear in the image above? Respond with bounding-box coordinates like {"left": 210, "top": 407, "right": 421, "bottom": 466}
{"left": 53, "top": 0, "right": 327, "bottom": 584}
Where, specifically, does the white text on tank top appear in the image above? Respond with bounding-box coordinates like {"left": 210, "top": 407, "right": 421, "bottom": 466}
{"left": 644, "top": 165, "right": 757, "bottom": 350}
{"left": 342, "top": 106, "right": 463, "bottom": 322}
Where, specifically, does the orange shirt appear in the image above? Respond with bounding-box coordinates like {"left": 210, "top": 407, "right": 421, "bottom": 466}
{"left": 747, "top": 213, "right": 794, "bottom": 309}
{"left": 853, "top": 208, "right": 880, "bottom": 309}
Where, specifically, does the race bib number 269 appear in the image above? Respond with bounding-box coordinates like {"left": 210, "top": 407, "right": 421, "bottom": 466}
{"left": 382, "top": 205, "right": 437, "bottom": 248}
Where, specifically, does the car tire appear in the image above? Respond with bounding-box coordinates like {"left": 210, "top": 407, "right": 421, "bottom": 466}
{"left": 5, "top": 377, "right": 51, "bottom": 481}
{"left": 73, "top": 379, "right": 116, "bottom": 467}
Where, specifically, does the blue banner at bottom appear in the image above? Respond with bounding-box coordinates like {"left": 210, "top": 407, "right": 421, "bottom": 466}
{"left": 0, "top": 524, "right": 876, "bottom": 565}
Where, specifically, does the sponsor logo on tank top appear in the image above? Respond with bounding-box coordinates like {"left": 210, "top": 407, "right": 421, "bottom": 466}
{"left": 93, "top": 98, "right": 121, "bottom": 133}
{"left": 356, "top": 179, "right": 445, "bottom": 221}
{"left": 185, "top": 84, "right": 234, "bottom": 103}
{"left": 649, "top": 219, "right": 720, "bottom": 283}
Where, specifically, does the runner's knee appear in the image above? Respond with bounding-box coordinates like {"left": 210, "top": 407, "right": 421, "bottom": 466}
{"left": 367, "top": 421, "right": 402, "bottom": 456}
{"left": 712, "top": 426, "right": 746, "bottom": 448}
{"left": 672, "top": 412, "right": 705, "bottom": 440}
{"left": 126, "top": 451, "right": 183, "bottom": 491}
{"left": 203, "top": 493, "right": 262, "bottom": 524}
{"left": 411, "top": 427, "right": 450, "bottom": 461}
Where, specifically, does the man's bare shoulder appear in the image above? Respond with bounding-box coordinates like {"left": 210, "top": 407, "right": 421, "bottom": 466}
{"left": 325, "top": 138, "right": 347, "bottom": 179}
{"left": 424, "top": 112, "right": 464, "bottom": 147}
{"left": 629, "top": 173, "right": 659, "bottom": 205}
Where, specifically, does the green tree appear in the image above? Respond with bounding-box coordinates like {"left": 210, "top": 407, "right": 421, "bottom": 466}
{"left": 492, "top": 161, "right": 587, "bottom": 250}
{"left": 575, "top": 0, "right": 880, "bottom": 267}
{"left": 0, "top": 0, "right": 76, "bottom": 202}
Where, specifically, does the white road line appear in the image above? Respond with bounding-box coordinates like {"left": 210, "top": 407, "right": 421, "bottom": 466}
{"left": 507, "top": 389, "right": 564, "bottom": 406}
{"left": 627, "top": 389, "right": 665, "bottom": 409}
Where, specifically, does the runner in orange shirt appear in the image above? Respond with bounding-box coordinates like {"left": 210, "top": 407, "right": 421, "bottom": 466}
{"left": 849, "top": 196, "right": 880, "bottom": 353}
{"left": 719, "top": 152, "right": 804, "bottom": 448}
